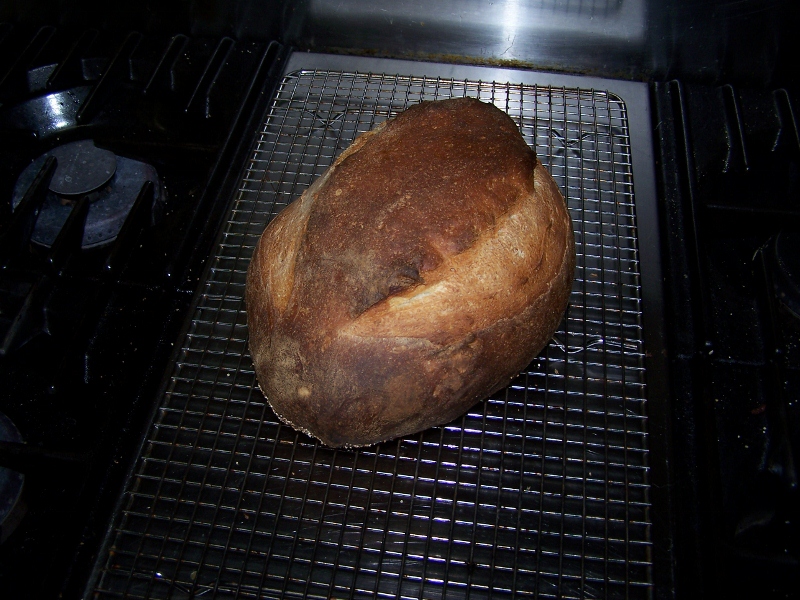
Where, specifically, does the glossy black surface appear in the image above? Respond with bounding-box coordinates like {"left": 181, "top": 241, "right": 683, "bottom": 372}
{"left": 0, "top": 22, "right": 283, "bottom": 599}
{"left": 0, "top": 411, "right": 25, "bottom": 545}
{"left": 773, "top": 231, "right": 800, "bottom": 321}
{"left": 654, "top": 79, "right": 800, "bottom": 598}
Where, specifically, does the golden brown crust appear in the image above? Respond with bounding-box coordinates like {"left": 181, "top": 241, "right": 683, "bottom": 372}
{"left": 246, "top": 97, "right": 575, "bottom": 448}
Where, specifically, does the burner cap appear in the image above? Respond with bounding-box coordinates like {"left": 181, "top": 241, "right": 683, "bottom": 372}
{"left": 772, "top": 231, "right": 800, "bottom": 321}
{"left": 12, "top": 141, "right": 160, "bottom": 249}
{"left": 0, "top": 411, "right": 25, "bottom": 545}
{"left": 47, "top": 140, "right": 117, "bottom": 197}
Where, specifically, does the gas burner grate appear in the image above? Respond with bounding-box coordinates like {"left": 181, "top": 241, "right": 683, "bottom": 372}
{"left": 10, "top": 140, "right": 160, "bottom": 249}
{"left": 91, "top": 67, "right": 651, "bottom": 599}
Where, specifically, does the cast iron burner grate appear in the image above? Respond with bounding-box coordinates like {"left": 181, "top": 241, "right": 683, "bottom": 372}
{"left": 91, "top": 68, "right": 651, "bottom": 599}
{"left": 0, "top": 411, "right": 25, "bottom": 544}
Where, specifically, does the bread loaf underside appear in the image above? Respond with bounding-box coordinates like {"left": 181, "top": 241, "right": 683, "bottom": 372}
{"left": 246, "top": 101, "right": 575, "bottom": 448}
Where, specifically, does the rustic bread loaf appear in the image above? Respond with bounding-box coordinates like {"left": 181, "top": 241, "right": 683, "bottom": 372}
{"left": 246, "top": 97, "right": 575, "bottom": 448}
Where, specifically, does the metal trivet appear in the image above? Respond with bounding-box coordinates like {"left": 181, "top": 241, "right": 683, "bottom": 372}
{"left": 91, "top": 68, "right": 651, "bottom": 599}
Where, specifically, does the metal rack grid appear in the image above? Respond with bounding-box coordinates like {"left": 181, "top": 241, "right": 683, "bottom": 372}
{"left": 92, "top": 69, "right": 651, "bottom": 599}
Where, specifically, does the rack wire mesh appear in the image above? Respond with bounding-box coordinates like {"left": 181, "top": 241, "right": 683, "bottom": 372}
{"left": 91, "top": 69, "right": 651, "bottom": 599}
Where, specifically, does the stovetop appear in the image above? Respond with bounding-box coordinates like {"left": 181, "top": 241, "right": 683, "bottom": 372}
{"left": 653, "top": 80, "right": 800, "bottom": 596}
{"left": 86, "top": 54, "right": 666, "bottom": 600}
{"left": 1, "top": 4, "right": 799, "bottom": 600}
{"left": 0, "top": 23, "right": 284, "bottom": 598}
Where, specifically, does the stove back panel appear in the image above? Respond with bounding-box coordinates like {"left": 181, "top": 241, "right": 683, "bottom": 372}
{"left": 282, "top": 0, "right": 799, "bottom": 88}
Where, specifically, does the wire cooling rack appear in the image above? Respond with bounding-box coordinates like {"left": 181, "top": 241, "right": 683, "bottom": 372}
{"left": 91, "top": 68, "right": 651, "bottom": 599}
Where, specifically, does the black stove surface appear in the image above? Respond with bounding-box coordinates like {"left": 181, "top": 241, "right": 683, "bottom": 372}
{"left": 654, "top": 80, "right": 800, "bottom": 597}
{"left": 0, "top": 22, "right": 283, "bottom": 598}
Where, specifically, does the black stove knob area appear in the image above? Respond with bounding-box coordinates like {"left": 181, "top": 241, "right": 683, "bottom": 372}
{"left": 0, "top": 411, "right": 25, "bottom": 546}
{"left": 772, "top": 230, "right": 800, "bottom": 326}
{"left": 10, "top": 140, "right": 161, "bottom": 249}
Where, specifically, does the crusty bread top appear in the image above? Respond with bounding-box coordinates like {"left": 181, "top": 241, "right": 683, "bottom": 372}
{"left": 246, "top": 97, "right": 575, "bottom": 447}
{"left": 270, "top": 98, "right": 543, "bottom": 331}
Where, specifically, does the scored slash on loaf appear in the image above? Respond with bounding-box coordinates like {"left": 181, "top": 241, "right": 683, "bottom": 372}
{"left": 245, "top": 96, "right": 575, "bottom": 448}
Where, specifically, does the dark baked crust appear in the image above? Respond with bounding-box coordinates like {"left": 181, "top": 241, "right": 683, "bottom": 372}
{"left": 246, "top": 97, "right": 575, "bottom": 447}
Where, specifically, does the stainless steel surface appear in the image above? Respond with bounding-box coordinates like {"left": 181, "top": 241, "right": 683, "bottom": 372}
{"left": 284, "top": 0, "right": 794, "bottom": 86}
{"left": 90, "top": 53, "right": 661, "bottom": 598}
{"left": 287, "top": 0, "right": 645, "bottom": 68}
{"left": 285, "top": 0, "right": 649, "bottom": 76}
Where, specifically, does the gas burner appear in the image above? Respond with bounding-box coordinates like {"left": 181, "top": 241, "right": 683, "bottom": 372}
{"left": 771, "top": 231, "right": 800, "bottom": 325}
{"left": 46, "top": 140, "right": 117, "bottom": 196}
{"left": 0, "top": 411, "right": 25, "bottom": 545}
{"left": 11, "top": 140, "right": 161, "bottom": 249}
